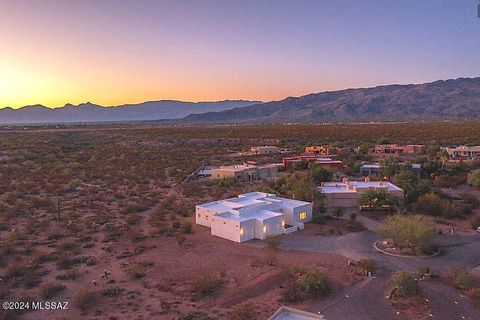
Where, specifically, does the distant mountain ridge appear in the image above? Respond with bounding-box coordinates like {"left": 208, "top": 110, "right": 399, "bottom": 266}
{"left": 182, "top": 77, "right": 480, "bottom": 123}
{"left": 0, "top": 100, "right": 259, "bottom": 124}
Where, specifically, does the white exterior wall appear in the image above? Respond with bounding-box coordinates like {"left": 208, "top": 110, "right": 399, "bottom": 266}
{"left": 254, "top": 216, "right": 283, "bottom": 240}
{"left": 196, "top": 206, "right": 217, "bottom": 227}
{"left": 282, "top": 203, "right": 313, "bottom": 227}
{"left": 210, "top": 216, "right": 241, "bottom": 243}
{"left": 239, "top": 219, "right": 256, "bottom": 242}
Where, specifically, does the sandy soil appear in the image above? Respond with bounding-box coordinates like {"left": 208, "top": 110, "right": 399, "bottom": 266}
{"left": 3, "top": 216, "right": 358, "bottom": 320}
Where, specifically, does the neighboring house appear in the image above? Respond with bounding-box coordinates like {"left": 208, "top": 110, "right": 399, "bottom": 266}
{"left": 283, "top": 156, "right": 344, "bottom": 171}
{"left": 251, "top": 145, "right": 281, "bottom": 154}
{"left": 305, "top": 145, "right": 338, "bottom": 156}
{"left": 370, "top": 144, "right": 426, "bottom": 159}
{"left": 211, "top": 164, "right": 278, "bottom": 182}
{"left": 319, "top": 178, "right": 404, "bottom": 210}
{"left": 442, "top": 145, "right": 480, "bottom": 161}
{"left": 359, "top": 163, "right": 421, "bottom": 177}
{"left": 195, "top": 192, "right": 312, "bottom": 243}
{"left": 268, "top": 306, "right": 326, "bottom": 320}
{"left": 305, "top": 145, "right": 356, "bottom": 156}
{"left": 359, "top": 163, "right": 382, "bottom": 176}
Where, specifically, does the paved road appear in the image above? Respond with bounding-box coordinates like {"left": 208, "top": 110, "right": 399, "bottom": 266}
{"left": 280, "top": 226, "right": 480, "bottom": 274}
{"left": 247, "top": 216, "right": 480, "bottom": 319}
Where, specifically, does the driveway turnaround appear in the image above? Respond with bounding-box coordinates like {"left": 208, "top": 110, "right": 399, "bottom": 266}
{"left": 247, "top": 221, "right": 480, "bottom": 319}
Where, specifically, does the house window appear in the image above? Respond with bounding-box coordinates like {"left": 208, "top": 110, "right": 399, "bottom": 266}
{"left": 263, "top": 225, "right": 267, "bottom": 233}
{"left": 282, "top": 220, "right": 285, "bottom": 227}
{"left": 240, "top": 228, "right": 244, "bottom": 236}
{"left": 197, "top": 213, "right": 201, "bottom": 218}
{"left": 299, "top": 212, "right": 307, "bottom": 220}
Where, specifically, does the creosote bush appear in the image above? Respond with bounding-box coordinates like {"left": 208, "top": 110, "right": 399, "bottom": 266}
{"left": 192, "top": 274, "right": 223, "bottom": 298}
{"left": 229, "top": 302, "right": 257, "bottom": 320}
{"left": 39, "top": 282, "right": 66, "bottom": 299}
{"left": 264, "top": 235, "right": 281, "bottom": 250}
{"left": 73, "top": 288, "right": 99, "bottom": 311}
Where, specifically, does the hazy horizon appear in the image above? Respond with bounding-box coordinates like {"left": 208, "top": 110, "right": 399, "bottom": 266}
{"left": 2, "top": 75, "right": 479, "bottom": 110}
{"left": 1, "top": 0, "right": 479, "bottom": 109}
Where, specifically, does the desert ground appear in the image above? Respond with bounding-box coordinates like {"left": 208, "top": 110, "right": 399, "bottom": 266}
{"left": 1, "top": 122, "right": 480, "bottom": 320}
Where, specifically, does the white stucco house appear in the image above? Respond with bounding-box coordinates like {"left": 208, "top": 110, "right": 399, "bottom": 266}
{"left": 195, "top": 192, "right": 312, "bottom": 243}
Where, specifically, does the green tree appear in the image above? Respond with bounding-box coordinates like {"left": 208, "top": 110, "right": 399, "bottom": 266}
{"left": 468, "top": 170, "right": 480, "bottom": 187}
{"left": 309, "top": 165, "right": 334, "bottom": 185}
{"left": 393, "top": 170, "right": 431, "bottom": 206}
{"left": 380, "top": 158, "right": 400, "bottom": 179}
{"left": 377, "top": 215, "right": 435, "bottom": 253}
{"left": 297, "top": 269, "right": 332, "bottom": 298}
{"left": 357, "top": 189, "right": 398, "bottom": 212}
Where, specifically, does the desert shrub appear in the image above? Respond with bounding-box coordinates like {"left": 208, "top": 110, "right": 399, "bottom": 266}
{"left": 415, "top": 193, "right": 465, "bottom": 218}
{"left": 192, "top": 274, "right": 223, "bottom": 298}
{"left": 390, "top": 271, "right": 420, "bottom": 298}
{"left": 455, "top": 273, "right": 476, "bottom": 290}
{"left": 126, "top": 262, "right": 147, "bottom": 279}
{"left": 23, "top": 272, "right": 42, "bottom": 288}
{"left": 469, "top": 288, "right": 480, "bottom": 308}
{"left": 417, "top": 265, "right": 431, "bottom": 276}
{"left": 73, "top": 288, "right": 99, "bottom": 311}
{"left": 282, "top": 281, "right": 305, "bottom": 302}
{"left": 264, "top": 235, "right": 281, "bottom": 250}
{"left": 56, "top": 268, "right": 82, "bottom": 280}
{"left": 101, "top": 285, "right": 121, "bottom": 297}
{"left": 179, "top": 311, "right": 215, "bottom": 320}
{"left": 297, "top": 269, "right": 332, "bottom": 298}
{"left": 468, "top": 170, "right": 480, "bottom": 187}
{"left": 31, "top": 250, "right": 56, "bottom": 265}
{"left": 460, "top": 193, "right": 480, "bottom": 208}
{"left": 450, "top": 264, "right": 469, "bottom": 279}
{"left": 357, "top": 259, "right": 377, "bottom": 273}
{"left": 346, "top": 220, "right": 365, "bottom": 232}
{"left": 229, "top": 302, "right": 257, "bottom": 320}
{"left": 126, "top": 212, "right": 142, "bottom": 225}
{"left": 419, "top": 242, "right": 439, "bottom": 255}
{"left": 181, "top": 222, "right": 193, "bottom": 234}
{"left": 6, "top": 264, "right": 27, "bottom": 278}
{"left": 176, "top": 234, "right": 187, "bottom": 245}
{"left": 216, "top": 178, "right": 237, "bottom": 187}
{"left": 39, "top": 282, "right": 66, "bottom": 299}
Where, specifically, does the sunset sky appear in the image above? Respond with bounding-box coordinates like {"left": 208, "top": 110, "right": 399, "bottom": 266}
{"left": 0, "top": 0, "right": 479, "bottom": 109}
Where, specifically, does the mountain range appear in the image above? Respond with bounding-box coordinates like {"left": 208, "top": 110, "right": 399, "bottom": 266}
{"left": 182, "top": 77, "right": 480, "bottom": 123}
{"left": 0, "top": 100, "right": 259, "bottom": 124}
{"left": 2, "top": 77, "right": 479, "bottom": 125}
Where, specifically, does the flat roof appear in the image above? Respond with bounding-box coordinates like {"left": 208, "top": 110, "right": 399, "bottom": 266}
{"left": 216, "top": 209, "right": 283, "bottom": 222}
{"left": 268, "top": 307, "right": 325, "bottom": 320}
{"left": 319, "top": 181, "right": 403, "bottom": 194}
{"left": 197, "top": 193, "right": 311, "bottom": 221}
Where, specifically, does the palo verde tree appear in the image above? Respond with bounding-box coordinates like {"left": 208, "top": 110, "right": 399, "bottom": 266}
{"left": 377, "top": 215, "right": 435, "bottom": 254}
